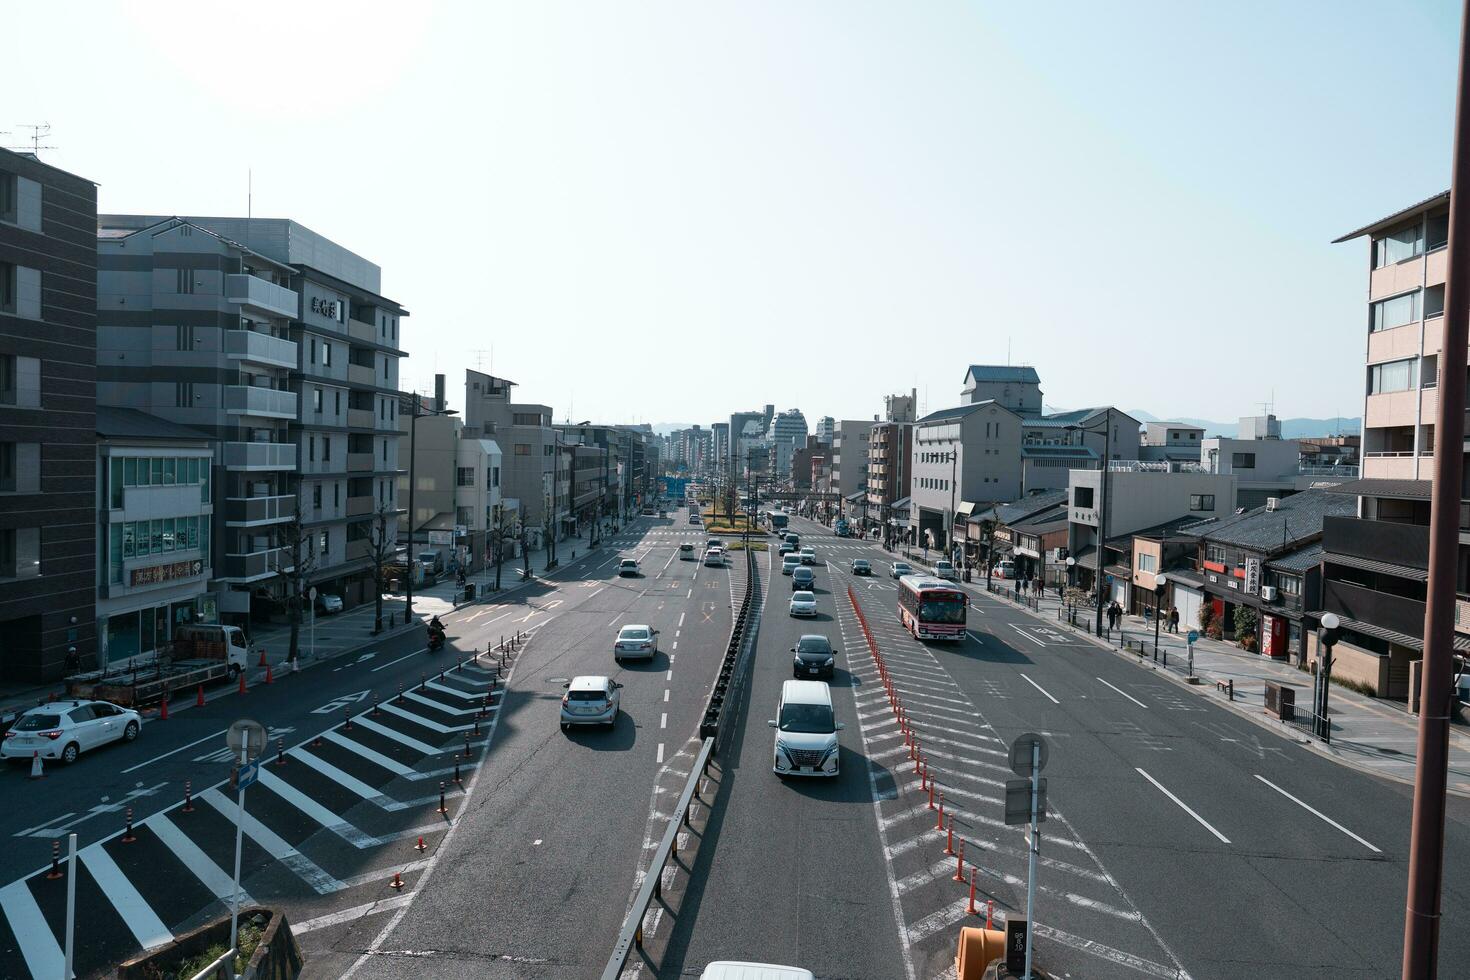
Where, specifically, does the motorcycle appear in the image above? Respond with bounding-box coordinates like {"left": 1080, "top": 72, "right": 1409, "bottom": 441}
{"left": 427, "top": 623, "right": 446, "bottom": 651}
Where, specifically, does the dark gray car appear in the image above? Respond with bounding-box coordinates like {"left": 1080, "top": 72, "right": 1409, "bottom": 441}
{"left": 791, "top": 634, "right": 836, "bottom": 679}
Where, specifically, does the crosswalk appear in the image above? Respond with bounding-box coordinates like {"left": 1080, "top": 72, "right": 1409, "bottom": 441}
{"left": 0, "top": 654, "right": 519, "bottom": 980}
{"left": 831, "top": 588, "right": 1189, "bottom": 980}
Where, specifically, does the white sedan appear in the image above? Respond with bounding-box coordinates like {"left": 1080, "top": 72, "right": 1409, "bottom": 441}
{"left": 2, "top": 700, "right": 142, "bottom": 765}
{"left": 789, "top": 590, "right": 818, "bottom": 617}
{"left": 614, "top": 624, "right": 659, "bottom": 661}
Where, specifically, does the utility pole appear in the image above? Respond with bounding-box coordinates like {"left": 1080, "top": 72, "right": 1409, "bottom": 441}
{"left": 1404, "top": 2, "right": 1470, "bottom": 974}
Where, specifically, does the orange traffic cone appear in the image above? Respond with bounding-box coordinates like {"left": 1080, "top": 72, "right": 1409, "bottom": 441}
{"left": 238, "top": 672, "right": 248, "bottom": 695}
{"left": 159, "top": 698, "right": 169, "bottom": 721}
{"left": 257, "top": 647, "right": 268, "bottom": 668}
{"left": 195, "top": 685, "right": 205, "bottom": 707}
{"left": 264, "top": 665, "right": 274, "bottom": 685}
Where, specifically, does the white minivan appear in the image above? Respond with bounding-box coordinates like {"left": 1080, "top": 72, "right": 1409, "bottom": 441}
{"left": 768, "top": 680, "right": 842, "bottom": 778}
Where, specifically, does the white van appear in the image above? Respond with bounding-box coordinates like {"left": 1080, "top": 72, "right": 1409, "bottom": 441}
{"left": 700, "top": 964, "right": 815, "bottom": 980}
{"left": 767, "top": 680, "right": 842, "bottom": 778}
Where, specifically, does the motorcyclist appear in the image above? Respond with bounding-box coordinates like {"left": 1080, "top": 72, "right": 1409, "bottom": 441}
{"left": 428, "top": 615, "right": 446, "bottom": 647}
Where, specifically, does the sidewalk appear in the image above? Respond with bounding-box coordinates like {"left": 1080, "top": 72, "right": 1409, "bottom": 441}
{"left": 975, "top": 580, "right": 1470, "bottom": 796}
{"left": 0, "top": 530, "right": 617, "bottom": 724}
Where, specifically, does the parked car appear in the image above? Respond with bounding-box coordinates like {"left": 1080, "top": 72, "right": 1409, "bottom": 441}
{"left": 704, "top": 548, "right": 725, "bottom": 567}
{"left": 768, "top": 679, "right": 842, "bottom": 777}
{"left": 782, "top": 556, "right": 800, "bottom": 576}
{"left": 799, "top": 547, "right": 816, "bottom": 565}
{"left": 2, "top": 700, "right": 142, "bottom": 765}
{"left": 890, "top": 561, "right": 913, "bottom": 579}
{"left": 792, "top": 567, "right": 815, "bottom": 591}
{"left": 559, "top": 676, "right": 622, "bottom": 730}
{"left": 417, "top": 550, "right": 446, "bottom": 574}
{"left": 851, "top": 559, "right": 872, "bottom": 576}
{"left": 314, "top": 592, "right": 344, "bottom": 615}
{"left": 789, "top": 590, "right": 818, "bottom": 617}
{"left": 614, "top": 624, "right": 659, "bottom": 661}
{"left": 618, "top": 558, "right": 640, "bottom": 577}
{"left": 679, "top": 542, "right": 696, "bottom": 560}
{"left": 934, "top": 559, "right": 958, "bottom": 581}
{"left": 992, "top": 559, "right": 1016, "bottom": 580}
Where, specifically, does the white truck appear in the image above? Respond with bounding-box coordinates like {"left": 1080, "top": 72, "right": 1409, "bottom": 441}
{"left": 66, "top": 624, "right": 252, "bottom": 708}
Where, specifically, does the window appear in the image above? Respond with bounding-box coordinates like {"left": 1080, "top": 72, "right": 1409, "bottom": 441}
{"left": 175, "top": 268, "right": 195, "bottom": 294}
{"left": 1137, "top": 553, "right": 1157, "bottom": 573}
{"left": 1231, "top": 453, "right": 1256, "bottom": 469}
{"left": 322, "top": 342, "right": 332, "bottom": 367}
{"left": 0, "top": 172, "right": 14, "bottom": 223}
{"left": 175, "top": 382, "right": 194, "bottom": 408}
{"left": 0, "top": 354, "right": 39, "bottom": 407}
{"left": 456, "top": 506, "right": 473, "bottom": 526}
{"left": 1205, "top": 544, "right": 1227, "bottom": 564}
{"left": 1369, "top": 358, "right": 1419, "bottom": 394}
{"left": 163, "top": 458, "right": 176, "bottom": 485}
{"left": 1190, "top": 493, "right": 1215, "bottom": 511}
{"left": 1373, "top": 223, "right": 1424, "bottom": 268}
{"left": 457, "top": 466, "right": 475, "bottom": 487}
{"left": 151, "top": 457, "right": 164, "bottom": 484}
{"left": 313, "top": 484, "right": 322, "bottom": 510}
{"left": 1426, "top": 284, "right": 1446, "bottom": 319}
{"left": 1371, "top": 291, "right": 1420, "bottom": 332}
{"left": 381, "top": 439, "right": 387, "bottom": 462}
{"left": 322, "top": 436, "right": 331, "bottom": 462}
{"left": 0, "top": 264, "right": 39, "bottom": 319}
{"left": 320, "top": 531, "right": 329, "bottom": 555}
{"left": 0, "top": 443, "right": 38, "bottom": 494}
{"left": 1428, "top": 211, "right": 1449, "bottom": 251}
{"left": 334, "top": 483, "right": 340, "bottom": 507}
{"left": 313, "top": 388, "right": 323, "bottom": 413}
{"left": 513, "top": 412, "right": 542, "bottom": 426}
{"left": 1276, "top": 574, "right": 1302, "bottom": 596}
{"left": 492, "top": 465, "right": 500, "bottom": 488}
{"left": 176, "top": 325, "right": 194, "bottom": 350}
{"left": 308, "top": 435, "right": 316, "bottom": 462}
{"left": 515, "top": 443, "right": 531, "bottom": 456}
{"left": 1072, "top": 486, "right": 1095, "bottom": 509}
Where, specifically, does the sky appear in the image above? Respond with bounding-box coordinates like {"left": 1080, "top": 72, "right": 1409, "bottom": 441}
{"left": 4, "top": 1, "right": 1461, "bottom": 429}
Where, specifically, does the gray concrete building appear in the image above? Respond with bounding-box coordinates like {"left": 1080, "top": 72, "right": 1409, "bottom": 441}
{"left": 909, "top": 401, "right": 1024, "bottom": 553}
{"left": 461, "top": 370, "right": 565, "bottom": 547}
{"left": 97, "top": 214, "right": 408, "bottom": 621}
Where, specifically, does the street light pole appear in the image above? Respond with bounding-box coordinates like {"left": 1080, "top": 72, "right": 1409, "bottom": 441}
{"left": 405, "top": 394, "right": 419, "bottom": 623}
{"left": 1153, "top": 574, "right": 1169, "bottom": 658}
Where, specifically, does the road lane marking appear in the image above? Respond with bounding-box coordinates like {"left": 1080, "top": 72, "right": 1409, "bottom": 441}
{"left": 294, "top": 893, "right": 414, "bottom": 935}
{"left": 663, "top": 689, "right": 670, "bottom": 702}
{"left": 608, "top": 612, "right": 624, "bottom": 626}
{"left": 678, "top": 612, "right": 685, "bottom": 627}
{"left": 371, "top": 650, "right": 425, "bottom": 672}
{"left": 1097, "top": 677, "right": 1148, "bottom": 708}
{"left": 660, "top": 713, "right": 668, "bottom": 729}
{"left": 1010, "top": 624, "right": 1047, "bottom": 647}
{"left": 146, "top": 813, "right": 253, "bottom": 905}
{"left": 0, "top": 880, "right": 63, "bottom": 979}
{"left": 81, "top": 843, "right": 174, "bottom": 949}
{"left": 1253, "top": 775, "right": 1381, "bottom": 852}
{"left": 352, "top": 716, "right": 443, "bottom": 755}
{"left": 1020, "top": 673, "right": 1060, "bottom": 704}
{"left": 320, "top": 728, "right": 415, "bottom": 776}
{"left": 656, "top": 743, "right": 664, "bottom": 764}
{"left": 665, "top": 670, "right": 672, "bottom": 681}
{"left": 1136, "top": 768, "right": 1231, "bottom": 844}
{"left": 201, "top": 788, "right": 347, "bottom": 892}
{"left": 121, "top": 727, "right": 227, "bottom": 773}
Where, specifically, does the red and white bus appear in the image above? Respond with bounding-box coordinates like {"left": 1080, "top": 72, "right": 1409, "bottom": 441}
{"left": 897, "top": 575, "right": 968, "bottom": 640}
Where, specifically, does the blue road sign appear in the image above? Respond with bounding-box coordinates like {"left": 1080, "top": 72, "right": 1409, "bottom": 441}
{"left": 235, "top": 760, "right": 259, "bottom": 792}
{"left": 1187, "top": 630, "right": 1199, "bottom": 645}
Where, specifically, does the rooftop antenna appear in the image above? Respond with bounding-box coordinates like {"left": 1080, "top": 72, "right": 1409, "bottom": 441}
{"left": 5, "top": 122, "right": 55, "bottom": 155}
{"left": 248, "top": 169, "right": 252, "bottom": 219}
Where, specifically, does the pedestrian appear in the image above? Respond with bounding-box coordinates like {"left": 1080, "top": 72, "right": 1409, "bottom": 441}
{"left": 1168, "top": 606, "right": 1180, "bottom": 634}
{"left": 62, "top": 646, "right": 80, "bottom": 677}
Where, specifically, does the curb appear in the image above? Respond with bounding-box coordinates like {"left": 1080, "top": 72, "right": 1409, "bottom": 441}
{"left": 977, "top": 588, "right": 1470, "bottom": 799}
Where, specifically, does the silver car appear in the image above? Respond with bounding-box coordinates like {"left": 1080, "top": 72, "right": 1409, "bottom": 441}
{"left": 560, "top": 675, "right": 622, "bottom": 730}
{"left": 614, "top": 624, "right": 659, "bottom": 662}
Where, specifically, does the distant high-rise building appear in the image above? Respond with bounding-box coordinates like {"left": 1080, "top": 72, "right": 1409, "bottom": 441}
{"left": 815, "top": 416, "right": 835, "bottom": 445}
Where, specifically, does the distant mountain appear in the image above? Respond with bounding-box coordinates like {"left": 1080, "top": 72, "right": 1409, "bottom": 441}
{"left": 1126, "top": 410, "right": 1359, "bottom": 439}
{"left": 649, "top": 423, "right": 696, "bottom": 437}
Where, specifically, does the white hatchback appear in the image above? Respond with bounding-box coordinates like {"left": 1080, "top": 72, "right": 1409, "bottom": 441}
{"left": 2, "top": 700, "right": 143, "bottom": 765}
{"left": 560, "top": 675, "right": 622, "bottom": 730}
{"left": 788, "top": 591, "right": 818, "bottom": 617}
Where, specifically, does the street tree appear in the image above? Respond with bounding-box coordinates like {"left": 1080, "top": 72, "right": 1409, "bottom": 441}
{"left": 366, "top": 504, "right": 398, "bottom": 633}
{"left": 271, "top": 511, "right": 318, "bottom": 663}
{"left": 491, "top": 506, "right": 521, "bottom": 592}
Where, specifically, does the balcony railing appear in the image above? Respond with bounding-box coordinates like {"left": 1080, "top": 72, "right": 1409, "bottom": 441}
{"left": 1105, "top": 460, "right": 1207, "bottom": 473}
{"left": 1322, "top": 578, "right": 1425, "bottom": 639}
{"left": 224, "top": 385, "right": 298, "bottom": 420}
{"left": 1298, "top": 464, "right": 1359, "bottom": 478}
{"left": 348, "top": 318, "right": 377, "bottom": 344}
{"left": 219, "top": 546, "right": 291, "bottom": 583}
{"left": 348, "top": 363, "right": 378, "bottom": 387}
{"left": 348, "top": 408, "right": 375, "bottom": 429}
{"left": 222, "top": 441, "right": 296, "bottom": 471}
{"left": 225, "top": 274, "right": 299, "bottom": 320}
{"left": 224, "top": 494, "right": 297, "bottom": 527}
{"left": 225, "top": 329, "right": 298, "bottom": 370}
{"left": 1323, "top": 515, "right": 1429, "bottom": 571}
{"left": 347, "top": 452, "right": 374, "bottom": 472}
{"left": 346, "top": 495, "right": 374, "bottom": 516}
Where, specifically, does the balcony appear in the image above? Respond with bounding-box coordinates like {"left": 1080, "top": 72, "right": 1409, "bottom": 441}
{"left": 222, "top": 441, "right": 296, "bottom": 471}
{"left": 1324, "top": 516, "right": 1429, "bottom": 571}
{"left": 348, "top": 363, "right": 377, "bottom": 387}
{"left": 1298, "top": 464, "right": 1359, "bottom": 479}
{"left": 225, "top": 274, "right": 299, "bottom": 320}
{"left": 347, "top": 494, "right": 374, "bottom": 516}
{"left": 1361, "top": 453, "right": 1427, "bottom": 480}
{"left": 219, "top": 546, "right": 291, "bottom": 583}
{"left": 348, "top": 318, "right": 377, "bottom": 344}
{"left": 225, "top": 329, "right": 298, "bottom": 370}
{"left": 348, "top": 408, "right": 375, "bottom": 429}
{"left": 345, "top": 538, "right": 372, "bottom": 563}
{"left": 1322, "top": 579, "right": 1426, "bottom": 640}
{"left": 225, "top": 385, "right": 298, "bottom": 420}
{"left": 224, "top": 494, "right": 297, "bottom": 527}
{"left": 347, "top": 452, "right": 374, "bottom": 472}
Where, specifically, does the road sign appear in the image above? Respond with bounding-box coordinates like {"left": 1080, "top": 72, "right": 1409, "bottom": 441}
{"left": 233, "top": 760, "right": 259, "bottom": 792}
{"left": 226, "top": 719, "right": 267, "bottom": 761}
{"left": 1004, "top": 777, "right": 1048, "bottom": 825}
{"left": 1187, "top": 629, "right": 1199, "bottom": 645}
{"left": 309, "top": 586, "right": 318, "bottom": 601}
{"left": 1009, "top": 733, "right": 1049, "bottom": 777}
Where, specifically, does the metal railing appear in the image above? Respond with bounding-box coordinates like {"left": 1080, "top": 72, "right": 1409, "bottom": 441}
{"left": 601, "top": 736, "right": 716, "bottom": 979}
{"left": 186, "top": 947, "right": 238, "bottom": 980}
{"left": 698, "top": 547, "right": 758, "bottom": 743}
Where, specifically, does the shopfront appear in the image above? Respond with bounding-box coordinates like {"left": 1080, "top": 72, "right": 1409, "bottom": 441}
{"left": 101, "top": 596, "right": 212, "bottom": 663}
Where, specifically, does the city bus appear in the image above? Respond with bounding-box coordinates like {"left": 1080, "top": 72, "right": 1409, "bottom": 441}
{"left": 766, "top": 509, "right": 789, "bottom": 531}
{"left": 897, "top": 575, "right": 968, "bottom": 640}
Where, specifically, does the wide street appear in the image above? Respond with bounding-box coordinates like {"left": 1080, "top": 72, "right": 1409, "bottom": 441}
{"left": 5, "top": 505, "right": 1470, "bottom": 979}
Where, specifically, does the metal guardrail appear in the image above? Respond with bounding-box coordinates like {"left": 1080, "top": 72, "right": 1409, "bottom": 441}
{"left": 186, "top": 946, "right": 237, "bottom": 980}
{"left": 698, "top": 547, "right": 757, "bottom": 742}
{"left": 601, "top": 736, "right": 716, "bottom": 980}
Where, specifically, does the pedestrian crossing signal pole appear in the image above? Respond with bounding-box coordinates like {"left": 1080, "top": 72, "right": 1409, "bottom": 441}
{"left": 1006, "top": 733, "right": 1049, "bottom": 980}
{"left": 64, "top": 832, "right": 77, "bottom": 979}
{"left": 230, "top": 742, "right": 247, "bottom": 954}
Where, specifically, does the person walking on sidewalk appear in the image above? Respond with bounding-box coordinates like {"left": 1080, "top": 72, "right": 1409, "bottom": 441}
{"left": 1168, "top": 606, "right": 1180, "bottom": 634}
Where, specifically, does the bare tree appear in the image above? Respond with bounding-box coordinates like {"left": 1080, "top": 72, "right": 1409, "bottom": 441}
{"left": 491, "top": 505, "right": 521, "bottom": 592}
{"left": 366, "top": 505, "right": 398, "bottom": 633}
{"left": 272, "top": 513, "right": 318, "bottom": 663}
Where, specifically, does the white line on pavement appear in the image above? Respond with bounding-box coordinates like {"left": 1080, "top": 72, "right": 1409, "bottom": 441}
{"left": 663, "top": 689, "right": 670, "bottom": 702}
{"left": 1020, "top": 673, "right": 1060, "bottom": 704}
{"left": 1253, "top": 774, "right": 1381, "bottom": 852}
{"left": 660, "top": 713, "right": 668, "bottom": 729}
{"left": 371, "top": 650, "right": 424, "bottom": 672}
{"left": 1010, "top": 624, "right": 1047, "bottom": 647}
{"left": 122, "top": 727, "right": 227, "bottom": 773}
{"left": 678, "top": 612, "right": 685, "bottom": 627}
{"left": 1136, "top": 767, "right": 1231, "bottom": 844}
{"left": 0, "top": 880, "right": 62, "bottom": 979}
{"left": 81, "top": 844, "right": 174, "bottom": 949}
{"left": 656, "top": 743, "right": 664, "bottom": 764}
{"left": 1097, "top": 676, "right": 1148, "bottom": 708}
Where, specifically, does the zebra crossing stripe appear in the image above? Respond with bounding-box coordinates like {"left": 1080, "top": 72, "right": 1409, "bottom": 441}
{"left": 364, "top": 707, "right": 465, "bottom": 743}
{"left": 402, "top": 689, "right": 488, "bottom": 717}
{"left": 0, "top": 880, "right": 63, "bottom": 980}
{"left": 80, "top": 845, "right": 173, "bottom": 949}
{"left": 200, "top": 789, "right": 346, "bottom": 894}
{"left": 145, "top": 813, "right": 252, "bottom": 906}
{"left": 256, "top": 769, "right": 378, "bottom": 848}
{"left": 321, "top": 728, "right": 416, "bottom": 776}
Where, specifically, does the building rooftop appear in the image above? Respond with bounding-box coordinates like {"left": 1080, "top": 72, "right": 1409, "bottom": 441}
{"left": 916, "top": 399, "right": 1018, "bottom": 425}
{"left": 1266, "top": 542, "right": 1324, "bottom": 574}
{"left": 1196, "top": 489, "right": 1356, "bottom": 553}
{"left": 964, "top": 365, "right": 1040, "bottom": 385}
{"left": 96, "top": 406, "right": 212, "bottom": 442}
{"left": 1333, "top": 190, "right": 1449, "bottom": 243}
{"left": 1325, "top": 478, "right": 1431, "bottom": 500}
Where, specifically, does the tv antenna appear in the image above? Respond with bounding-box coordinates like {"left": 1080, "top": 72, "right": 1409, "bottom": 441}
{"left": 6, "top": 123, "right": 56, "bottom": 155}
{"left": 469, "top": 349, "right": 494, "bottom": 373}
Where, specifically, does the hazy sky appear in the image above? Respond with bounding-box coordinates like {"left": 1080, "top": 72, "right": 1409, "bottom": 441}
{"left": 5, "top": 1, "right": 1460, "bottom": 427}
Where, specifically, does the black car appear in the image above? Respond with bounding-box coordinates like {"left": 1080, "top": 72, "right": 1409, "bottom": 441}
{"left": 792, "top": 634, "right": 837, "bottom": 679}
{"left": 851, "top": 559, "right": 871, "bottom": 576}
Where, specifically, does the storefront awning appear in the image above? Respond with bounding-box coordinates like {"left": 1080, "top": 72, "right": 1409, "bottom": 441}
{"left": 956, "top": 500, "right": 978, "bottom": 518}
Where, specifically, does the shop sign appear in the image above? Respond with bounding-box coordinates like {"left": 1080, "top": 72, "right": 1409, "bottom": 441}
{"left": 1244, "top": 558, "right": 1261, "bottom": 595}
{"left": 427, "top": 530, "right": 453, "bottom": 546}
{"left": 310, "top": 296, "right": 341, "bottom": 319}
{"left": 131, "top": 559, "right": 203, "bottom": 587}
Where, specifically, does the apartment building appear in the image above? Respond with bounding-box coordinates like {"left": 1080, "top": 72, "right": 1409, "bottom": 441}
{"left": 1019, "top": 406, "right": 1140, "bottom": 493}
{"left": 909, "top": 401, "right": 1024, "bottom": 553}
{"left": 98, "top": 214, "right": 407, "bottom": 616}
{"left": 1139, "top": 421, "right": 1206, "bottom": 463}
{"left": 766, "top": 409, "right": 808, "bottom": 480}
{"left": 0, "top": 148, "right": 98, "bottom": 681}
{"left": 831, "top": 418, "right": 876, "bottom": 501}
{"left": 1200, "top": 416, "right": 1304, "bottom": 509}
{"left": 461, "top": 370, "right": 569, "bottom": 547}
{"left": 97, "top": 408, "right": 214, "bottom": 662}
{"left": 866, "top": 390, "right": 918, "bottom": 540}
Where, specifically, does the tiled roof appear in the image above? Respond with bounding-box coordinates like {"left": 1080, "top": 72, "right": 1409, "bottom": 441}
{"left": 1129, "top": 515, "right": 1218, "bottom": 542}
{"left": 1267, "top": 543, "right": 1325, "bottom": 574}
{"left": 916, "top": 400, "right": 1011, "bottom": 425}
{"left": 1323, "top": 551, "right": 1426, "bottom": 582}
{"left": 1324, "top": 478, "right": 1431, "bottom": 500}
{"left": 1197, "top": 489, "right": 1356, "bottom": 552}
{"left": 965, "top": 365, "right": 1040, "bottom": 385}
{"left": 96, "top": 406, "right": 212, "bottom": 441}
